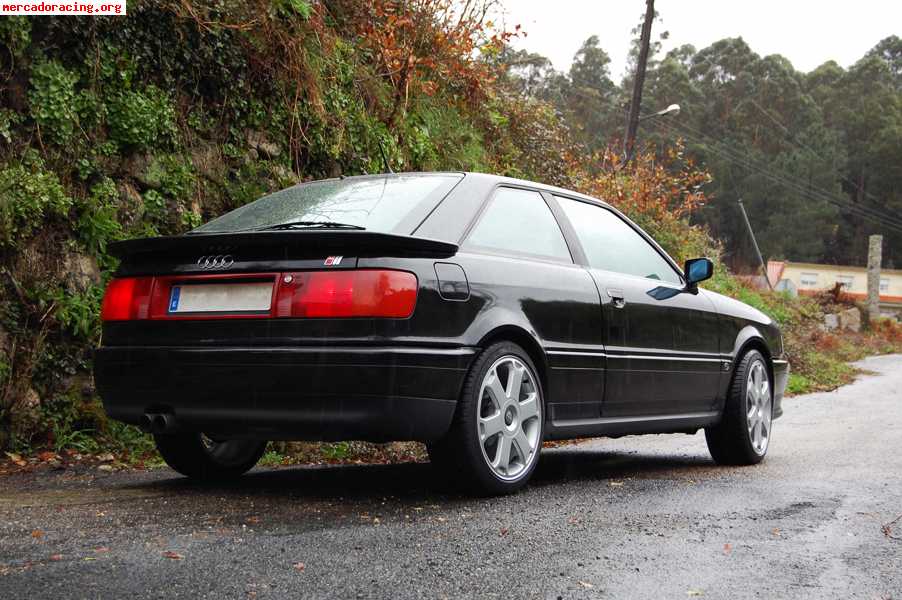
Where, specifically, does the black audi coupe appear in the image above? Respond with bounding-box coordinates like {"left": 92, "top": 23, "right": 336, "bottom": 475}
{"left": 95, "top": 172, "right": 789, "bottom": 494}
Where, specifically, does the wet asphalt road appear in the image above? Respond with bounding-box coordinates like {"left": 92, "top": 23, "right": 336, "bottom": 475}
{"left": 1, "top": 355, "right": 901, "bottom": 599}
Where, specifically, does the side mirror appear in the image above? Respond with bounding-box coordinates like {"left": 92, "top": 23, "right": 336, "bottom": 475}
{"left": 684, "top": 257, "right": 714, "bottom": 287}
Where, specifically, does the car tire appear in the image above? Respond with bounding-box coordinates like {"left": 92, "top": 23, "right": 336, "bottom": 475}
{"left": 153, "top": 433, "right": 267, "bottom": 481}
{"left": 705, "top": 349, "right": 773, "bottom": 465}
{"left": 428, "top": 341, "right": 545, "bottom": 495}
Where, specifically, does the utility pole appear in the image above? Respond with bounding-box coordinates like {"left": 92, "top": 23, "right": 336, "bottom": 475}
{"left": 622, "top": 0, "right": 655, "bottom": 163}
{"left": 867, "top": 234, "right": 883, "bottom": 323}
{"left": 737, "top": 198, "right": 773, "bottom": 291}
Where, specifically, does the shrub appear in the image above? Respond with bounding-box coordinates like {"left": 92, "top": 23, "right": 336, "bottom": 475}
{"left": 28, "top": 61, "right": 81, "bottom": 144}
{"left": 0, "top": 160, "right": 72, "bottom": 246}
{"left": 107, "top": 86, "right": 177, "bottom": 149}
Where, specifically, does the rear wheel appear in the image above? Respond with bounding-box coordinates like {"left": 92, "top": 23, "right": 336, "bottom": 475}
{"left": 705, "top": 349, "right": 772, "bottom": 465}
{"left": 428, "top": 342, "right": 544, "bottom": 495}
{"left": 154, "top": 433, "right": 267, "bottom": 481}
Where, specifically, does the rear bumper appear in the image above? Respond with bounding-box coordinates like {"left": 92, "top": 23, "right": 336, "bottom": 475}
{"left": 772, "top": 358, "right": 789, "bottom": 419}
{"left": 94, "top": 345, "right": 476, "bottom": 442}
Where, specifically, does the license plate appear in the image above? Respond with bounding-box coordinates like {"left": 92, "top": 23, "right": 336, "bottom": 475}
{"left": 168, "top": 282, "right": 273, "bottom": 314}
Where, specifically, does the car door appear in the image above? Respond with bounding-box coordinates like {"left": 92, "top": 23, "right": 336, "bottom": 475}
{"left": 553, "top": 195, "right": 722, "bottom": 418}
{"left": 458, "top": 186, "right": 607, "bottom": 423}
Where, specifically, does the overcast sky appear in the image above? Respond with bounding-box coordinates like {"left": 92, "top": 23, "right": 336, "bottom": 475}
{"left": 499, "top": 1, "right": 901, "bottom": 81}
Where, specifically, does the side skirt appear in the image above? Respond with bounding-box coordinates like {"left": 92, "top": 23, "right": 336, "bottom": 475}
{"left": 544, "top": 411, "right": 720, "bottom": 441}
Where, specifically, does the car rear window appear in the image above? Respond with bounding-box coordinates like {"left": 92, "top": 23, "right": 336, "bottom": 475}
{"left": 192, "top": 174, "right": 462, "bottom": 234}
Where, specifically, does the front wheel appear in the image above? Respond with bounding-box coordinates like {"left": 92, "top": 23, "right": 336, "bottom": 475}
{"left": 428, "top": 342, "right": 545, "bottom": 495}
{"left": 154, "top": 433, "right": 267, "bottom": 481}
{"left": 705, "top": 349, "right": 773, "bottom": 465}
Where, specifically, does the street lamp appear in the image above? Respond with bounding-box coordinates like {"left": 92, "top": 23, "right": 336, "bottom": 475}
{"left": 639, "top": 103, "right": 680, "bottom": 121}
{"left": 623, "top": 103, "right": 681, "bottom": 165}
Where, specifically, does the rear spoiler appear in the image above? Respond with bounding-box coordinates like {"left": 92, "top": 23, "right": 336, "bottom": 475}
{"left": 108, "top": 230, "right": 459, "bottom": 261}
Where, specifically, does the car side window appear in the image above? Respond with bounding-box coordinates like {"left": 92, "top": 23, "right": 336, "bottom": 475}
{"left": 556, "top": 196, "right": 682, "bottom": 285}
{"left": 465, "top": 188, "right": 572, "bottom": 262}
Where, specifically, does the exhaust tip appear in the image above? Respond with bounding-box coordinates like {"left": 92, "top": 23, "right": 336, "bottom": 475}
{"left": 152, "top": 414, "right": 169, "bottom": 433}
{"left": 139, "top": 413, "right": 154, "bottom": 433}
{"left": 141, "top": 412, "right": 175, "bottom": 433}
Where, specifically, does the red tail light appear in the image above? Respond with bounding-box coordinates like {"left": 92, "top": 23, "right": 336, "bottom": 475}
{"left": 100, "top": 270, "right": 417, "bottom": 321}
{"left": 100, "top": 277, "right": 154, "bottom": 321}
{"left": 275, "top": 270, "right": 418, "bottom": 318}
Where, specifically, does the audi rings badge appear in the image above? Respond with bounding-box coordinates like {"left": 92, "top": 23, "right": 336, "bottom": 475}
{"left": 196, "top": 255, "right": 235, "bottom": 270}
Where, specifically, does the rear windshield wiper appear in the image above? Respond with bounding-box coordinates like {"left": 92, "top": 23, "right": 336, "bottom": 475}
{"left": 253, "top": 221, "right": 366, "bottom": 231}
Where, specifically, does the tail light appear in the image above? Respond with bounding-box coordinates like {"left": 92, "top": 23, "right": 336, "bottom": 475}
{"left": 100, "top": 277, "right": 153, "bottom": 321}
{"left": 274, "top": 270, "right": 417, "bottom": 318}
{"left": 100, "top": 270, "right": 417, "bottom": 321}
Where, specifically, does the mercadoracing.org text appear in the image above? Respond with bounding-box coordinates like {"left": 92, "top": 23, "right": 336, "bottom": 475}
{"left": 2, "top": 1, "right": 126, "bottom": 15}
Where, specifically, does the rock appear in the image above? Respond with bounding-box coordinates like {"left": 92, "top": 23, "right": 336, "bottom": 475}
{"left": 190, "top": 145, "right": 227, "bottom": 184}
{"left": 272, "top": 165, "right": 301, "bottom": 186}
{"left": 823, "top": 313, "right": 839, "bottom": 331}
{"left": 97, "top": 464, "right": 114, "bottom": 472}
{"left": 838, "top": 307, "right": 861, "bottom": 332}
{"left": 62, "top": 251, "right": 101, "bottom": 293}
{"left": 10, "top": 387, "right": 41, "bottom": 440}
{"left": 117, "top": 182, "right": 145, "bottom": 227}
{"left": 243, "top": 148, "right": 259, "bottom": 165}
{"left": 123, "top": 153, "right": 156, "bottom": 188}
{"left": 246, "top": 130, "right": 281, "bottom": 159}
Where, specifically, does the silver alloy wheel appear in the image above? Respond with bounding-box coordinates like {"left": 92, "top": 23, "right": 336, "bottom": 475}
{"left": 477, "top": 355, "right": 542, "bottom": 481}
{"left": 746, "top": 360, "right": 772, "bottom": 455}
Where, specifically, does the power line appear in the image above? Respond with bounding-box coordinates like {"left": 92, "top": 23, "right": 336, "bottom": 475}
{"left": 649, "top": 51, "right": 899, "bottom": 224}
{"left": 747, "top": 97, "right": 895, "bottom": 218}
{"left": 647, "top": 118, "right": 902, "bottom": 235}
{"left": 654, "top": 118, "right": 902, "bottom": 233}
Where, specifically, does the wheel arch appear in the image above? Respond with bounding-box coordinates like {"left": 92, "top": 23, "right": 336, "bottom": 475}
{"left": 731, "top": 326, "right": 774, "bottom": 390}
{"left": 477, "top": 325, "right": 549, "bottom": 401}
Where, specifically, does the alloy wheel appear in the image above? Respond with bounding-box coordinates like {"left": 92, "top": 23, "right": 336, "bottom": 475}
{"left": 476, "top": 356, "right": 542, "bottom": 481}
{"left": 746, "top": 360, "right": 772, "bottom": 455}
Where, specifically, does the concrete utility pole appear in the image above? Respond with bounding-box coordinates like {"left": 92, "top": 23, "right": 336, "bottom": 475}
{"left": 737, "top": 198, "right": 773, "bottom": 291}
{"left": 622, "top": 0, "right": 655, "bottom": 163}
{"left": 867, "top": 234, "right": 883, "bottom": 323}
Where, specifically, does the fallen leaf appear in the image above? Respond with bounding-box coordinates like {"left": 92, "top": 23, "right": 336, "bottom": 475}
{"left": 5, "top": 452, "right": 26, "bottom": 467}
{"left": 49, "top": 554, "right": 63, "bottom": 561}
{"left": 772, "top": 528, "right": 781, "bottom": 537}
{"left": 578, "top": 581, "right": 594, "bottom": 589}
{"left": 31, "top": 530, "right": 44, "bottom": 539}
{"left": 687, "top": 590, "right": 704, "bottom": 597}
{"left": 293, "top": 562, "right": 305, "bottom": 572}
{"left": 723, "top": 543, "right": 732, "bottom": 555}
{"left": 499, "top": 527, "right": 509, "bottom": 536}
{"left": 245, "top": 516, "right": 260, "bottom": 525}
{"left": 162, "top": 551, "right": 184, "bottom": 560}
{"left": 38, "top": 451, "right": 57, "bottom": 462}
{"left": 95, "top": 547, "right": 110, "bottom": 553}
{"left": 567, "top": 517, "right": 579, "bottom": 525}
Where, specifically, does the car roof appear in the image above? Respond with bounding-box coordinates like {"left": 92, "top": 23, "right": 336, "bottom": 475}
{"left": 331, "top": 171, "right": 614, "bottom": 210}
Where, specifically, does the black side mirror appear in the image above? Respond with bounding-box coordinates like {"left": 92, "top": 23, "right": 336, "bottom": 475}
{"left": 684, "top": 258, "right": 714, "bottom": 288}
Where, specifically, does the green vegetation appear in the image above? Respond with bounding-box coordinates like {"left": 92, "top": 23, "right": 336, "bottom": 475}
{"left": 0, "top": 2, "right": 898, "bottom": 464}
{"left": 505, "top": 28, "right": 902, "bottom": 269}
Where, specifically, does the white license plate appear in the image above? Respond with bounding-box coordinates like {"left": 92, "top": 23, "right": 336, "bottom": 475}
{"left": 168, "top": 282, "right": 273, "bottom": 314}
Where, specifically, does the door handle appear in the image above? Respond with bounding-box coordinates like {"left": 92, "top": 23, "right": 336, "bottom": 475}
{"left": 606, "top": 288, "right": 626, "bottom": 308}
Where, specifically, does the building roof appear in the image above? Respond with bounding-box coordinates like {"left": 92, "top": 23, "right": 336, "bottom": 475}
{"left": 777, "top": 260, "right": 902, "bottom": 277}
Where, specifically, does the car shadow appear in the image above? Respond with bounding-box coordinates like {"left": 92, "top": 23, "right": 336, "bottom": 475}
{"left": 118, "top": 446, "right": 719, "bottom": 503}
